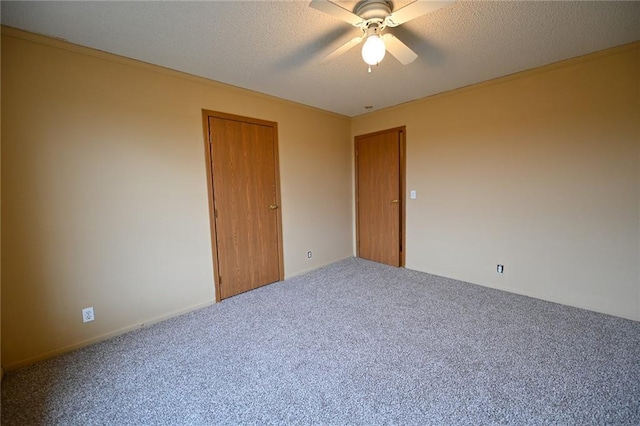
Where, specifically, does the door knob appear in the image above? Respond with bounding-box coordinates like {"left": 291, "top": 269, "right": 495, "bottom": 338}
{"left": 391, "top": 199, "right": 399, "bottom": 204}
{"left": 269, "top": 204, "right": 279, "bottom": 210}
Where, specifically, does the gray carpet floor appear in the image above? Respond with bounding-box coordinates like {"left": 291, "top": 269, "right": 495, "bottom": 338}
{"left": 2, "top": 257, "right": 640, "bottom": 425}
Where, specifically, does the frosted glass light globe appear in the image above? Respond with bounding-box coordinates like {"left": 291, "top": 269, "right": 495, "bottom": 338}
{"left": 361, "top": 34, "right": 386, "bottom": 66}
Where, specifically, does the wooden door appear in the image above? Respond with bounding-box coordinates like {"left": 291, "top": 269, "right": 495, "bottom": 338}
{"left": 203, "top": 111, "right": 284, "bottom": 300}
{"left": 355, "top": 127, "right": 405, "bottom": 267}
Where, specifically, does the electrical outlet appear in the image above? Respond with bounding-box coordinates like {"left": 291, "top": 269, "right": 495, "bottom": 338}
{"left": 497, "top": 264, "right": 504, "bottom": 274}
{"left": 307, "top": 251, "right": 312, "bottom": 259}
{"left": 82, "top": 307, "right": 95, "bottom": 323}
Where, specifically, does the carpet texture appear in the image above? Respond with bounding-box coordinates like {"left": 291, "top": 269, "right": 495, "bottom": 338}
{"left": 2, "top": 257, "right": 640, "bottom": 425}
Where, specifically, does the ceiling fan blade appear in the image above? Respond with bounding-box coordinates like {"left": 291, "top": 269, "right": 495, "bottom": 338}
{"left": 382, "top": 34, "right": 418, "bottom": 65}
{"left": 386, "top": 0, "right": 456, "bottom": 27}
{"left": 309, "top": 0, "right": 363, "bottom": 26}
{"left": 322, "top": 36, "right": 364, "bottom": 63}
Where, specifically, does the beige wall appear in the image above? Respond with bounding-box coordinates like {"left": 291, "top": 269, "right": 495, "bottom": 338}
{"left": 1, "top": 28, "right": 353, "bottom": 369}
{"left": 352, "top": 43, "right": 640, "bottom": 322}
{"left": 2, "top": 26, "right": 638, "bottom": 371}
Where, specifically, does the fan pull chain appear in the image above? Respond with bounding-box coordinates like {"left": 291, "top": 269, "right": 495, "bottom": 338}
{"left": 368, "top": 65, "right": 372, "bottom": 73}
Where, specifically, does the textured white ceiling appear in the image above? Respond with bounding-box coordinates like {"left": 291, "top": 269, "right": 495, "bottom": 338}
{"left": 2, "top": 1, "right": 639, "bottom": 117}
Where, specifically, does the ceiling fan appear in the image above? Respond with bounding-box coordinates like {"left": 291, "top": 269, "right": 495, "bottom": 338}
{"left": 310, "top": 0, "right": 455, "bottom": 71}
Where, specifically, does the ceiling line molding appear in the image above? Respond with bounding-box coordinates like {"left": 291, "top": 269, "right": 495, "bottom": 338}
{"left": 1, "top": 25, "right": 351, "bottom": 120}
{"left": 3, "top": 25, "right": 637, "bottom": 122}
{"left": 354, "top": 40, "right": 640, "bottom": 119}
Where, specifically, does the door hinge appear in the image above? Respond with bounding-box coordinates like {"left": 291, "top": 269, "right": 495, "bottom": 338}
{"left": 218, "top": 276, "right": 222, "bottom": 285}
{"left": 214, "top": 209, "right": 218, "bottom": 219}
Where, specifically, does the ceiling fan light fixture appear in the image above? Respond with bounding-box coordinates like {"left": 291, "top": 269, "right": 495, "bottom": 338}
{"left": 361, "top": 34, "right": 386, "bottom": 66}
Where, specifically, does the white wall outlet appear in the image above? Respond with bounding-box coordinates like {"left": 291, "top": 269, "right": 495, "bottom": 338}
{"left": 307, "top": 251, "right": 312, "bottom": 259}
{"left": 497, "top": 264, "right": 504, "bottom": 274}
{"left": 82, "top": 307, "right": 95, "bottom": 323}
{"left": 410, "top": 190, "right": 416, "bottom": 199}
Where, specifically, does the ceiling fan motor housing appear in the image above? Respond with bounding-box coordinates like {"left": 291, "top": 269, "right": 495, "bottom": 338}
{"left": 355, "top": 0, "right": 392, "bottom": 22}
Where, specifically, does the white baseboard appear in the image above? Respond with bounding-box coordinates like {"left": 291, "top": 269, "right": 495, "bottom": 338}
{"left": 4, "top": 300, "right": 216, "bottom": 372}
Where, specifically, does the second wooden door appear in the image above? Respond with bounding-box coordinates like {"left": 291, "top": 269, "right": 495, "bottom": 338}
{"left": 355, "top": 127, "right": 405, "bottom": 267}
